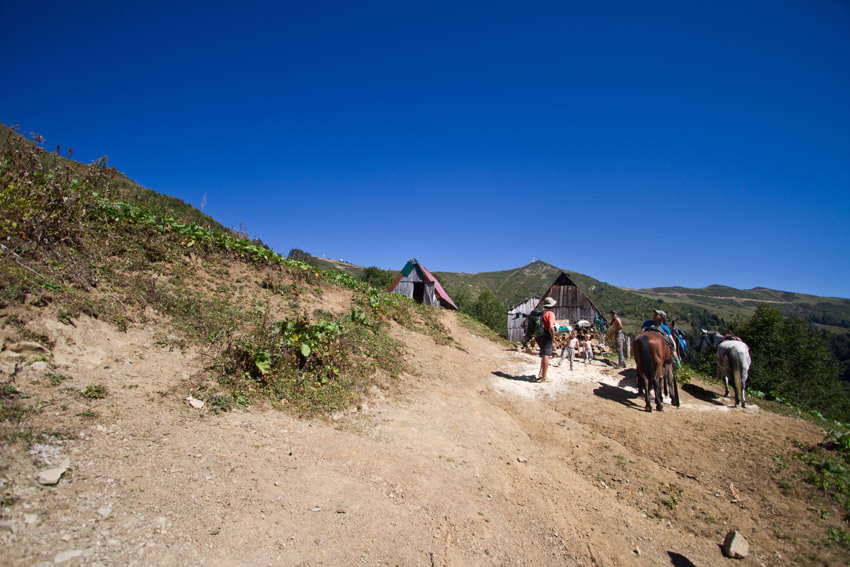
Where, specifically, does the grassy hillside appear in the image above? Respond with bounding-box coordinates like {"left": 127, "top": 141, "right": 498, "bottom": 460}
{"left": 0, "top": 124, "right": 226, "bottom": 232}
{"left": 1, "top": 125, "right": 468, "bottom": 416}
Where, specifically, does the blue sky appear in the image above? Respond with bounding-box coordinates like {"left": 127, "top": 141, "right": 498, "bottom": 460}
{"left": 3, "top": 1, "right": 849, "bottom": 298}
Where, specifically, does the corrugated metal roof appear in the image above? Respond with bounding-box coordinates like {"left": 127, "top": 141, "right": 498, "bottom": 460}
{"left": 417, "top": 262, "right": 458, "bottom": 310}
{"left": 387, "top": 258, "right": 458, "bottom": 310}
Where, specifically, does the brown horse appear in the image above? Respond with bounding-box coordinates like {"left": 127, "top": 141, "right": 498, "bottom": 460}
{"left": 632, "top": 331, "right": 679, "bottom": 412}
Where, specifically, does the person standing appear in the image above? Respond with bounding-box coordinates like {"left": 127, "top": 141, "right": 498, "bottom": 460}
{"left": 554, "top": 328, "right": 579, "bottom": 370}
{"left": 607, "top": 310, "right": 626, "bottom": 368}
{"left": 581, "top": 333, "right": 594, "bottom": 364}
{"left": 535, "top": 297, "right": 558, "bottom": 382}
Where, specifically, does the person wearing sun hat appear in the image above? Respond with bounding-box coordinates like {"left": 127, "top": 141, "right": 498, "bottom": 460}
{"left": 641, "top": 309, "right": 671, "bottom": 335}
{"left": 535, "top": 297, "right": 558, "bottom": 382}
{"left": 641, "top": 309, "right": 677, "bottom": 359}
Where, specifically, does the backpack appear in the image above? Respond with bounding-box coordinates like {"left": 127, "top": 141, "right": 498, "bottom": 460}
{"left": 524, "top": 308, "right": 547, "bottom": 341}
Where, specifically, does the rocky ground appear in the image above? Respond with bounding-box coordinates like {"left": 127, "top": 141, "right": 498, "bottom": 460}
{"left": 1, "top": 304, "right": 847, "bottom": 566}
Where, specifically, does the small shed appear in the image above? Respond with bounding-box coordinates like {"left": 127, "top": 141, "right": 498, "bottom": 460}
{"left": 387, "top": 258, "right": 458, "bottom": 310}
{"left": 506, "top": 296, "right": 542, "bottom": 343}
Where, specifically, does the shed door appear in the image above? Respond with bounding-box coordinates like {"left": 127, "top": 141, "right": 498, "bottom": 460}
{"left": 413, "top": 282, "right": 426, "bottom": 303}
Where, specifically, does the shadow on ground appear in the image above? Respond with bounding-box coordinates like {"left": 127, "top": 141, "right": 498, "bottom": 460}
{"left": 668, "top": 551, "right": 697, "bottom": 567}
{"left": 592, "top": 382, "right": 645, "bottom": 411}
{"left": 492, "top": 371, "right": 539, "bottom": 383}
{"left": 682, "top": 383, "right": 726, "bottom": 406}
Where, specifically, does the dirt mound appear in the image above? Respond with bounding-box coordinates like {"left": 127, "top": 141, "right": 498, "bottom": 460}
{"left": 1, "top": 305, "right": 846, "bottom": 566}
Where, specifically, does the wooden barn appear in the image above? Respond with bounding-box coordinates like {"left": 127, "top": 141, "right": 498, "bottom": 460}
{"left": 509, "top": 273, "right": 602, "bottom": 342}
{"left": 539, "top": 272, "right": 602, "bottom": 326}
{"left": 506, "top": 296, "right": 542, "bottom": 343}
{"left": 387, "top": 258, "right": 458, "bottom": 310}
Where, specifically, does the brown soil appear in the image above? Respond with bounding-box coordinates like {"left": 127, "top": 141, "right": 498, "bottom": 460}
{"left": 1, "top": 303, "right": 847, "bottom": 566}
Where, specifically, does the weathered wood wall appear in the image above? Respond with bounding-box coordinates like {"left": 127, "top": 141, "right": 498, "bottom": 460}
{"left": 507, "top": 296, "right": 542, "bottom": 342}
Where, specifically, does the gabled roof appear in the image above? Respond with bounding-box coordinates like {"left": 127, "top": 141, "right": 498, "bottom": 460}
{"left": 387, "top": 258, "right": 458, "bottom": 310}
{"left": 537, "top": 272, "right": 602, "bottom": 314}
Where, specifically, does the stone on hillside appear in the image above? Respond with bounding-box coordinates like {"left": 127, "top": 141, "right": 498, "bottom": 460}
{"left": 37, "top": 458, "right": 71, "bottom": 486}
{"left": 53, "top": 549, "right": 83, "bottom": 564}
{"left": 0, "top": 520, "right": 17, "bottom": 534}
{"left": 722, "top": 530, "right": 749, "bottom": 558}
{"left": 186, "top": 396, "right": 205, "bottom": 409}
{"left": 8, "top": 341, "right": 49, "bottom": 355}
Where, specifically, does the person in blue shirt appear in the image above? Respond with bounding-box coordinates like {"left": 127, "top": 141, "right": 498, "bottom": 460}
{"left": 641, "top": 309, "right": 679, "bottom": 366}
{"left": 641, "top": 309, "right": 671, "bottom": 336}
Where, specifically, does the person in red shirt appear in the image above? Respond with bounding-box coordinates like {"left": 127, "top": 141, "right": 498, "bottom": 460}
{"left": 536, "top": 297, "right": 558, "bottom": 382}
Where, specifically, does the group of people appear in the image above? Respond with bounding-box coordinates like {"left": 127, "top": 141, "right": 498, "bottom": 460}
{"left": 552, "top": 329, "right": 594, "bottom": 371}
{"left": 531, "top": 299, "right": 675, "bottom": 383}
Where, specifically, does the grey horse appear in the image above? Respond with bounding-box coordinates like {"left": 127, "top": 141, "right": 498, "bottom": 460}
{"left": 695, "top": 330, "right": 752, "bottom": 407}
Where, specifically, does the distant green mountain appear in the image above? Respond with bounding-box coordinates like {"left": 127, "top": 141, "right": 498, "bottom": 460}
{"left": 635, "top": 284, "right": 850, "bottom": 335}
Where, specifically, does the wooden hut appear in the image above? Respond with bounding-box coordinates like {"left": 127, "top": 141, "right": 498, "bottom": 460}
{"left": 387, "top": 258, "right": 458, "bottom": 310}
{"left": 506, "top": 296, "right": 542, "bottom": 343}
{"left": 509, "top": 273, "right": 602, "bottom": 342}
{"left": 537, "top": 272, "right": 602, "bottom": 327}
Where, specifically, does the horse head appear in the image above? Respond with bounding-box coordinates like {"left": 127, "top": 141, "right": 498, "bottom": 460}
{"left": 695, "top": 330, "right": 710, "bottom": 353}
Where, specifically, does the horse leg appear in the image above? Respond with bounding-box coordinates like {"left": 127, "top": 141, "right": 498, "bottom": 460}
{"left": 673, "top": 372, "right": 680, "bottom": 407}
{"left": 741, "top": 365, "right": 749, "bottom": 408}
{"left": 717, "top": 354, "right": 730, "bottom": 397}
{"left": 669, "top": 363, "right": 680, "bottom": 407}
{"left": 637, "top": 368, "right": 652, "bottom": 412}
{"left": 652, "top": 364, "right": 664, "bottom": 412}
{"left": 730, "top": 364, "right": 743, "bottom": 408}
{"left": 720, "top": 368, "right": 729, "bottom": 397}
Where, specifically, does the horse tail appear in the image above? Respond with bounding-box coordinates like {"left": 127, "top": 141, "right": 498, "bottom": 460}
{"left": 721, "top": 345, "right": 748, "bottom": 407}
{"left": 634, "top": 334, "right": 655, "bottom": 384}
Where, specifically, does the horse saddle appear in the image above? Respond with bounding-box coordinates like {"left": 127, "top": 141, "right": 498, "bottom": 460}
{"left": 645, "top": 326, "right": 676, "bottom": 351}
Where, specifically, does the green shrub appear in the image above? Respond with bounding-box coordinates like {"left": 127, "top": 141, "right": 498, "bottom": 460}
{"left": 81, "top": 384, "right": 108, "bottom": 399}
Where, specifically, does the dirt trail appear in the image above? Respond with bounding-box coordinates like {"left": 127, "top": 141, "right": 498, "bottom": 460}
{"left": 1, "top": 308, "right": 845, "bottom": 566}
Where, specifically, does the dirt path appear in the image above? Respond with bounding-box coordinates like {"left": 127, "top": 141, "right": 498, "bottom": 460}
{"left": 1, "top": 309, "right": 845, "bottom": 566}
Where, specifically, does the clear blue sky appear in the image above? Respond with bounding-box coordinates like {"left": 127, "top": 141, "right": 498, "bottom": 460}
{"left": 3, "top": 1, "right": 849, "bottom": 298}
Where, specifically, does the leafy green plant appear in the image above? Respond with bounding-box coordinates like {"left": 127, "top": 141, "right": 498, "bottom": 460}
{"left": 46, "top": 372, "right": 70, "bottom": 386}
{"left": 1, "top": 383, "right": 20, "bottom": 399}
{"left": 214, "top": 302, "right": 404, "bottom": 415}
{"left": 828, "top": 528, "right": 850, "bottom": 548}
{"left": 81, "top": 384, "right": 108, "bottom": 399}
{"left": 206, "top": 394, "right": 233, "bottom": 414}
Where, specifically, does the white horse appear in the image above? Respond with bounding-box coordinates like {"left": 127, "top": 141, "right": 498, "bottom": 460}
{"left": 695, "top": 330, "right": 752, "bottom": 408}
